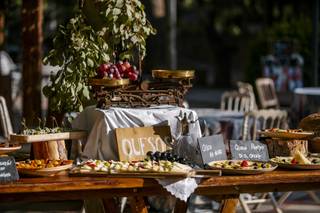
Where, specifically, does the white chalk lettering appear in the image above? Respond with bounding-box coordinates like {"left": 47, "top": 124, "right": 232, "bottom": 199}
{"left": 250, "top": 143, "right": 264, "bottom": 152}
{"left": 0, "top": 173, "right": 11, "bottom": 177}
{"left": 234, "top": 144, "right": 247, "bottom": 151}
{"left": 0, "top": 160, "right": 12, "bottom": 166}
{"left": 121, "top": 139, "right": 133, "bottom": 157}
{"left": 249, "top": 153, "right": 261, "bottom": 159}
{"left": 138, "top": 138, "right": 146, "bottom": 155}
{"left": 201, "top": 144, "right": 212, "bottom": 152}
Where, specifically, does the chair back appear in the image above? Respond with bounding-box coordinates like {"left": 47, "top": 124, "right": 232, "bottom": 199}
{"left": 242, "top": 109, "right": 288, "bottom": 141}
{"left": 237, "top": 81, "right": 258, "bottom": 110}
{"left": 255, "top": 78, "right": 279, "bottom": 109}
{"left": 220, "top": 90, "right": 253, "bottom": 112}
{"left": 0, "top": 96, "right": 13, "bottom": 142}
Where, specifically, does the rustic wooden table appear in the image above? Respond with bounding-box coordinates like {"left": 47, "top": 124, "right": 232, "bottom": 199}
{"left": 1, "top": 170, "right": 320, "bottom": 213}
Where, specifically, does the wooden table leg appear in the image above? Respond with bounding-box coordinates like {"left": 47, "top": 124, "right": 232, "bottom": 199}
{"left": 129, "top": 196, "right": 148, "bottom": 213}
{"left": 219, "top": 198, "right": 239, "bottom": 213}
{"left": 174, "top": 199, "right": 188, "bottom": 213}
{"left": 102, "top": 198, "right": 120, "bottom": 213}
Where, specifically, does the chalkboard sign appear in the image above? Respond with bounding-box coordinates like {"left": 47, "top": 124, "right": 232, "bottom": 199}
{"left": 0, "top": 156, "right": 19, "bottom": 182}
{"left": 198, "top": 134, "right": 227, "bottom": 165}
{"left": 115, "top": 126, "right": 171, "bottom": 161}
{"left": 230, "top": 140, "right": 269, "bottom": 162}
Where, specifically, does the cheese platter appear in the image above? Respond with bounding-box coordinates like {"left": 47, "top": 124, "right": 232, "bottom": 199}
{"left": 208, "top": 160, "right": 278, "bottom": 175}
{"left": 69, "top": 159, "right": 220, "bottom": 179}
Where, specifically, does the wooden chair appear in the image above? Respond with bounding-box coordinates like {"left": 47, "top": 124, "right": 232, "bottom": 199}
{"left": 242, "top": 109, "right": 288, "bottom": 141}
{"left": 237, "top": 81, "right": 258, "bottom": 110}
{"left": 240, "top": 109, "right": 288, "bottom": 213}
{"left": 0, "top": 96, "right": 13, "bottom": 143}
{"left": 220, "top": 91, "right": 253, "bottom": 112}
{"left": 255, "top": 78, "right": 279, "bottom": 109}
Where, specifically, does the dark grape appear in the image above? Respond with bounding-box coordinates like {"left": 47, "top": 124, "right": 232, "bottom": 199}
{"left": 160, "top": 152, "right": 167, "bottom": 160}
{"left": 146, "top": 151, "right": 153, "bottom": 157}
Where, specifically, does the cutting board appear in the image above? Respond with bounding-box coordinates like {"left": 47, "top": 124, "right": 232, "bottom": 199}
{"left": 10, "top": 131, "right": 87, "bottom": 143}
{"left": 69, "top": 168, "right": 221, "bottom": 179}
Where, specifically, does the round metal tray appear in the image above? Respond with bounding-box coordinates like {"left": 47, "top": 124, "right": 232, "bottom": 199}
{"left": 152, "top": 70, "right": 195, "bottom": 79}
{"left": 89, "top": 78, "right": 130, "bottom": 87}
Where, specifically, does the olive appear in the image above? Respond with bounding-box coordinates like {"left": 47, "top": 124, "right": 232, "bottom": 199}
{"left": 261, "top": 163, "right": 266, "bottom": 168}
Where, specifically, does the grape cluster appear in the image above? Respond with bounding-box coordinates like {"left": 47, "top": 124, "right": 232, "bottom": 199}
{"left": 146, "top": 151, "right": 187, "bottom": 164}
{"left": 96, "top": 61, "right": 139, "bottom": 81}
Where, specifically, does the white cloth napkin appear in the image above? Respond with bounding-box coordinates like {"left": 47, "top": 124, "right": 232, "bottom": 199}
{"left": 157, "top": 178, "right": 199, "bottom": 202}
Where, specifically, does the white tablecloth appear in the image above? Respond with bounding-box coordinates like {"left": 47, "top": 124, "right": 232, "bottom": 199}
{"left": 72, "top": 105, "right": 201, "bottom": 161}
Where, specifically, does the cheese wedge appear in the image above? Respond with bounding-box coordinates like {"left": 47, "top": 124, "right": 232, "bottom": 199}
{"left": 294, "top": 151, "right": 311, "bottom": 164}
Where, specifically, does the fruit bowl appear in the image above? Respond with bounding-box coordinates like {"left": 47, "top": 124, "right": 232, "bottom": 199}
{"left": 89, "top": 78, "right": 130, "bottom": 87}
{"left": 152, "top": 70, "right": 195, "bottom": 79}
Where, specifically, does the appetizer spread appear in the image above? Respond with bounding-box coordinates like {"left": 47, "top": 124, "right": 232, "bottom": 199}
{"left": 77, "top": 159, "right": 192, "bottom": 174}
{"left": 264, "top": 128, "right": 304, "bottom": 133}
{"left": 16, "top": 159, "right": 73, "bottom": 169}
{"left": 209, "top": 160, "right": 274, "bottom": 170}
{"left": 271, "top": 151, "right": 320, "bottom": 165}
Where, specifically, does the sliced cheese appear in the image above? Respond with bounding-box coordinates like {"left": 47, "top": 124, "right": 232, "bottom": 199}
{"left": 294, "top": 151, "right": 311, "bottom": 164}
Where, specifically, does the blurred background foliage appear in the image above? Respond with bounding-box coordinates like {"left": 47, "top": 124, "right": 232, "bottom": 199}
{"left": 2, "top": 0, "right": 316, "bottom": 88}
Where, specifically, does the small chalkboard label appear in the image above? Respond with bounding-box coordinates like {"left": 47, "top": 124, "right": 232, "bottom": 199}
{"left": 0, "top": 156, "right": 19, "bottom": 182}
{"left": 198, "top": 134, "right": 227, "bottom": 165}
{"left": 230, "top": 140, "right": 269, "bottom": 161}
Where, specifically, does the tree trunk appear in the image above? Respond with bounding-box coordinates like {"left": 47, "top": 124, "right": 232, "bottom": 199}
{"left": 21, "top": 0, "right": 43, "bottom": 126}
{"left": 0, "top": 1, "right": 5, "bottom": 48}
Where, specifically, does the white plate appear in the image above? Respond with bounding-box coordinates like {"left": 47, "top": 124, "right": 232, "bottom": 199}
{"left": 17, "top": 160, "right": 73, "bottom": 176}
{"left": 208, "top": 160, "right": 277, "bottom": 175}
{"left": 0, "top": 144, "right": 22, "bottom": 155}
{"left": 259, "top": 130, "right": 313, "bottom": 139}
{"left": 270, "top": 157, "right": 320, "bottom": 170}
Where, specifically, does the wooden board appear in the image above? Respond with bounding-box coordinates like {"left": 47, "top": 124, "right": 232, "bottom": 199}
{"left": 115, "top": 126, "right": 172, "bottom": 161}
{"left": 9, "top": 131, "right": 87, "bottom": 143}
{"left": 69, "top": 167, "right": 192, "bottom": 179}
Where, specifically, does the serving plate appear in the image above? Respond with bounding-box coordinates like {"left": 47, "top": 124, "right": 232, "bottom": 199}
{"left": 259, "top": 130, "right": 313, "bottom": 139}
{"left": 208, "top": 160, "right": 278, "bottom": 175}
{"left": 152, "top": 70, "right": 195, "bottom": 79}
{"left": 0, "top": 144, "right": 22, "bottom": 155}
{"left": 88, "top": 78, "right": 130, "bottom": 87}
{"left": 270, "top": 157, "right": 320, "bottom": 170}
{"left": 16, "top": 160, "right": 73, "bottom": 176}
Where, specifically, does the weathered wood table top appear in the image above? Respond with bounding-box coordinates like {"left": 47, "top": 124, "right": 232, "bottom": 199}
{"left": 1, "top": 169, "right": 320, "bottom": 212}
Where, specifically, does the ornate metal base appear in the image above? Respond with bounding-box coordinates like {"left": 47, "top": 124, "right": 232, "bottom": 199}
{"left": 90, "top": 70, "right": 194, "bottom": 109}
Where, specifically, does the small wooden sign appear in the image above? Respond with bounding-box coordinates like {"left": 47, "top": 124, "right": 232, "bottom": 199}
{"left": 115, "top": 126, "right": 172, "bottom": 161}
{"left": 0, "top": 156, "right": 19, "bottom": 182}
{"left": 230, "top": 140, "right": 269, "bottom": 161}
{"left": 198, "top": 134, "right": 227, "bottom": 165}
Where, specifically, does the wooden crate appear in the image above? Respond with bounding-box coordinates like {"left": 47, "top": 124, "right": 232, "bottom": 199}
{"left": 264, "top": 138, "right": 308, "bottom": 157}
